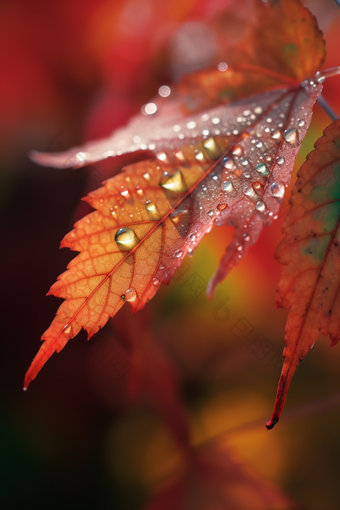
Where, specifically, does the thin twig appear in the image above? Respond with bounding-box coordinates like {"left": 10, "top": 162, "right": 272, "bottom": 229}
{"left": 317, "top": 94, "right": 339, "bottom": 121}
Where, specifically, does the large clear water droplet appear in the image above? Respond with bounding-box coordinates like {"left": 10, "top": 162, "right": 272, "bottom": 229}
{"left": 115, "top": 228, "right": 140, "bottom": 250}
{"left": 159, "top": 169, "right": 188, "bottom": 192}
{"left": 283, "top": 128, "right": 298, "bottom": 145}
{"left": 270, "top": 182, "right": 285, "bottom": 198}
{"left": 145, "top": 200, "right": 161, "bottom": 221}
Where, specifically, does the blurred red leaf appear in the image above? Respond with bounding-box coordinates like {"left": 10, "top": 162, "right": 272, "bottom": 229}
{"left": 144, "top": 442, "right": 296, "bottom": 510}
{"left": 267, "top": 118, "right": 340, "bottom": 429}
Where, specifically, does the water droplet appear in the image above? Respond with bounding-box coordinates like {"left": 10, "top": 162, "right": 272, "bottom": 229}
{"left": 212, "top": 117, "right": 220, "bottom": 125}
{"left": 186, "top": 121, "right": 197, "bottom": 129}
{"left": 208, "top": 210, "right": 214, "bottom": 217}
{"left": 143, "top": 172, "right": 150, "bottom": 181}
{"left": 158, "top": 85, "right": 171, "bottom": 97}
{"left": 223, "top": 157, "right": 236, "bottom": 171}
{"left": 256, "top": 162, "right": 269, "bottom": 176}
{"left": 297, "top": 119, "right": 305, "bottom": 127}
{"left": 63, "top": 324, "right": 72, "bottom": 335}
{"left": 253, "top": 182, "right": 262, "bottom": 191}
{"left": 271, "top": 129, "right": 281, "bottom": 140}
{"left": 175, "top": 150, "right": 186, "bottom": 162}
{"left": 243, "top": 185, "right": 256, "bottom": 198}
{"left": 222, "top": 180, "right": 233, "bottom": 192}
{"left": 315, "top": 71, "right": 325, "bottom": 83}
{"left": 133, "top": 135, "right": 141, "bottom": 144}
{"left": 202, "top": 137, "right": 221, "bottom": 159}
{"left": 145, "top": 200, "right": 161, "bottom": 221}
{"left": 256, "top": 201, "right": 266, "bottom": 212}
{"left": 121, "top": 189, "right": 129, "bottom": 197}
{"left": 244, "top": 172, "right": 251, "bottom": 179}
{"left": 142, "top": 102, "right": 157, "bottom": 115}
{"left": 153, "top": 278, "right": 160, "bottom": 286}
{"left": 124, "top": 287, "right": 137, "bottom": 302}
{"left": 174, "top": 250, "right": 183, "bottom": 258}
{"left": 156, "top": 151, "right": 169, "bottom": 163}
{"left": 231, "top": 145, "right": 242, "bottom": 156}
{"left": 283, "top": 128, "right": 298, "bottom": 145}
{"left": 241, "top": 159, "right": 249, "bottom": 166}
{"left": 173, "top": 124, "right": 181, "bottom": 132}
{"left": 254, "top": 106, "right": 262, "bottom": 114}
{"left": 276, "top": 156, "right": 284, "bottom": 166}
{"left": 194, "top": 150, "right": 205, "bottom": 162}
{"left": 266, "top": 118, "right": 272, "bottom": 123}
{"left": 217, "top": 203, "right": 227, "bottom": 211}
{"left": 256, "top": 141, "right": 263, "bottom": 148}
{"left": 218, "top": 61, "right": 228, "bottom": 72}
{"left": 270, "top": 181, "right": 285, "bottom": 198}
{"left": 159, "top": 169, "right": 188, "bottom": 192}
{"left": 115, "top": 228, "right": 140, "bottom": 250}
{"left": 201, "top": 113, "right": 209, "bottom": 121}
{"left": 243, "top": 109, "right": 251, "bottom": 117}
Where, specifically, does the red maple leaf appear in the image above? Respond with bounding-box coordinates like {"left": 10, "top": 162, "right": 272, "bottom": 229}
{"left": 25, "top": 0, "right": 326, "bottom": 389}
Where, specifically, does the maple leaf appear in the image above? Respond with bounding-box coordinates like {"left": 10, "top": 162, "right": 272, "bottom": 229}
{"left": 266, "top": 118, "right": 340, "bottom": 429}
{"left": 144, "top": 442, "right": 296, "bottom": 510}
{"left": 25, "top": 0, "right": 326, "bottom": 388}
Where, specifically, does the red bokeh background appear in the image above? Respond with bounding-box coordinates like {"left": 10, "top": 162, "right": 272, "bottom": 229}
{"left": 1, "top": 1, "right": 340, "bottom": 508}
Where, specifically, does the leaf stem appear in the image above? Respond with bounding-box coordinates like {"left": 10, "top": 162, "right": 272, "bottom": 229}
{"left": 317, "top": 94, "right": 339, "bottom": 121}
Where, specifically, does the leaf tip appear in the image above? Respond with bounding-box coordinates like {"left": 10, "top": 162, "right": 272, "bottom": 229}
{"left": 266, "top": 416, "right": 279, "bottom": 430}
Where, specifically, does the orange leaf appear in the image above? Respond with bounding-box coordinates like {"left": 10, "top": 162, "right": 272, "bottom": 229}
{"left": 267, "top": 119, "right": 340, "bottom": 429}
{"left": 25, "top": 0, "right": 326, "bottom": 388}
{"left": 25, "top": 80, "right": 322, "bottom": 389}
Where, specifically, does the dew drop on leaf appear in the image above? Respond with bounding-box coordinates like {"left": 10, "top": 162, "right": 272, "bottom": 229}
{"left": 202, "top": 137, "right": 222, "bottom": 159}
{"left": 63, "top": 324, "right": 71, "bottom": 335}
{"left": 270, "top": 182, "right": 285, "bottom": 198}
{"left": 271, "top": 129, "right": 282, "bottom": 141}
{"left": 159, "top": 169, "right": 188, "bottom": 192}
{"left": 222, "top": 181, "right": 233, "bottom": 193}
{"left": 115, "top": 228, "right": 140, "bottom": 250}
{"left": 256, "top": 201, "right": 266, "bottom": 212}
{"left": 231, "top": 144, "right": 243, "bottom": 156}
{"left": 283, "top": 128, "right": 298, "bottom": 145}
{"left": 124, "top": 288, "right": 137, "bottom": 302}
{"left": 145, "top": 200, "right": 161, "bottom": 221}
{"left": 256, "top": 162, "right": 269, "bottom": 176}
{"left": 223, "top": 157, "right": 236, "bottom": 171}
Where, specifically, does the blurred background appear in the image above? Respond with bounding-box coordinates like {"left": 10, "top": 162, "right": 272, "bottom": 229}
{"left": 1, "top": 0, "right": 340, "bottom": 508}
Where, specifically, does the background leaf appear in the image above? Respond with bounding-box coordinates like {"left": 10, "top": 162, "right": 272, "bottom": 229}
{"left": 267, "top": 118, "right": 340, "bottom": 429}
